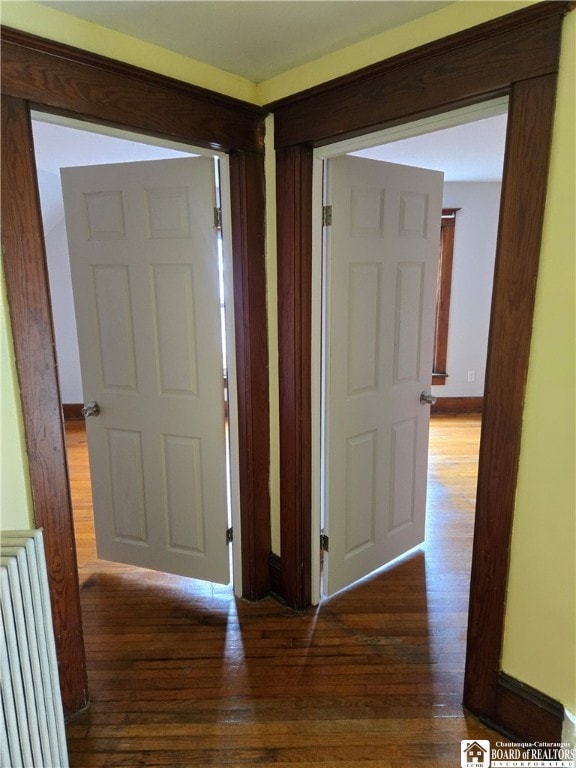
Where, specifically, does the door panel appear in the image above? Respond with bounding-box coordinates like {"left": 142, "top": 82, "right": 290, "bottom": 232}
{"left": 323, "top": 155, "right": 443, "bottom": 596}
{"left": 93, "top": 265, "right": 137, "bottom": 390}
{"left": 152, "top": 265, "right": 199, "bottom": 396}
{"left": 62, "top": 156, "right": 230, "bottom": 584}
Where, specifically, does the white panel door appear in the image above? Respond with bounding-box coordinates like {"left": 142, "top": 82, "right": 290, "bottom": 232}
{"left": 323, "top": 155, "right": 443, "bottom": 596}
{"left": 62, "top": 156, "right": 230, "bottom": 584}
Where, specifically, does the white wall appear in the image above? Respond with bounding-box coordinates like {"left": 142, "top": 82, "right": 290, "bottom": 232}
{"left": 37, "top": 168, "right": 84, "bottom": 403}
{"left": 432, "top": 181, "right": 501, "bottom": 399}
{"left": 45, "top": 211, "right": 84, "bottom": 404}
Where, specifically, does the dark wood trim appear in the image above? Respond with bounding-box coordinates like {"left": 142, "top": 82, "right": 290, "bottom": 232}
{"left": 268, "top": 553, "right": 283, "bottom": 603}
{"left": 464, "top": 72, "right": 559, "bottom": 720}
{"left": 488, "top": 674, "right": 564, "bottom": 743}
{"left": 277, "top": 147, "right": 472, "bottom": 608}
{"left": 276, "top": 146, "right": 314, "bottom": 609}
{"left": 433, "top": 210, "right": 459, "bottom": 385}
{"left": 270, "top": 0, "right": 570, "bottom": 740}
{"left": 1, "top": 94, "right": 88, "bottom": 714}
{"left": 269, "top": 3, "right": 568, "bottom": 148}
{"left": 1, "top": 30, "right": 269, "bottom": 716}
{"left": 1, "top": 27, "right": 264, "bottom": 153}
{"left": 0, "top": 26, "right": 258, "bottom": 110}
{"left": 431, "top": 397, "right": 483, "bottom": 415}
{"left": 229, "top": 149, "right": 271, "bottom": 600}
{"left": 62, "top": 404, "right": 84, "bottom": 421}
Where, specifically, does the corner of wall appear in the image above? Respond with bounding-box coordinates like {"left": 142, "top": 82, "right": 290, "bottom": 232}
{"left": 264, "top": 114, "right": 281, "bottom": 556}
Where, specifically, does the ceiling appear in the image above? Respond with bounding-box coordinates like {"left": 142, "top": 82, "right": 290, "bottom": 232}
{"left": 32, "top": 118, "right": 196, "bottom": 177}
{"left": 354, "top": 112, "right": 507, "bottom": 182}
{"left": 36, "top": 0, "right": 454, "bottom": 82}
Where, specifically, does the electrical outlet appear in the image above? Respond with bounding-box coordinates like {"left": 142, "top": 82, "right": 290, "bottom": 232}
{"left": 467, "top": 370, "right": 475, "bottom": 383}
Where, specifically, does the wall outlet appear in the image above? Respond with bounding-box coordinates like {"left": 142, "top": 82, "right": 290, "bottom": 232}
{"left": 467, "top": 370, "right": 475, "bottom": 382}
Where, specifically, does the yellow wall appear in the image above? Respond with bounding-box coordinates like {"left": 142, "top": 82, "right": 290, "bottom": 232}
{"left": 2, "top": 0, "right": 574, "bottom": 718}
{"left": 501, "top": 11, "right": 575, "bottom": 714}
{"left": 264, "top": 115, "right": 281, "bottom": 554}
{"left": 1, "top": 265, "right": 34, "bottom": 530}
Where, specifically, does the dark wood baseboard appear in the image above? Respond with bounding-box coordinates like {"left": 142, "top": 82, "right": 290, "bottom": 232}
{"left": 431, "top": 396, "right": 483, "bottom": 415}
{"left": 62, "top": 403, "right": 84, "bottom": 421}
{"left": 472, "top": 673, "right": 564, "bottom": 743}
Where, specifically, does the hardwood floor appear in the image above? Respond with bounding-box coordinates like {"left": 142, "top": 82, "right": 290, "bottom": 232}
{"left": 64, "top": 416, "right": 499, "bottom": 767}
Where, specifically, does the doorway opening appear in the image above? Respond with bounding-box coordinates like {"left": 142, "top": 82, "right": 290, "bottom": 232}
{"left": 31, "top": 112, "right": 243, "bottom": 593}
{"left": 312, "top": 98, "right": 507, "bottom": 602}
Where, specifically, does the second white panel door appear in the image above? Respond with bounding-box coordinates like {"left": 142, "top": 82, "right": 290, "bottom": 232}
{"left": 323, "top": 155, "right": 444, "bottom": 596}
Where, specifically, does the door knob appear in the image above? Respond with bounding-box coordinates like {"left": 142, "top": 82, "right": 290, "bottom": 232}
{"left": 81, "top": 401, "right": 100, "bottom": 417}
{"left": 420, "top": 391, "right": 436, "bottom": 406}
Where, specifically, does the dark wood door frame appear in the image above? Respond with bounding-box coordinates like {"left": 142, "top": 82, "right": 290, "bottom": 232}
{"left": 1, "top": 28, "right": 271, "bottom": 716}
{"left": 271, "top": 2, "right": 572, "bottom": 742}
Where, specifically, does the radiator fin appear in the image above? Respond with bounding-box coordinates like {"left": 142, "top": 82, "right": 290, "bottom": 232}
{"left": 1, "top": 530, "right": 69, "bottom": 767}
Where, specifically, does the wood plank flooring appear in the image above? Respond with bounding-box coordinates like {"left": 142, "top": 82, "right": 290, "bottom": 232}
{"left": 64, "top": 415, "right": 499, "bottom": 767}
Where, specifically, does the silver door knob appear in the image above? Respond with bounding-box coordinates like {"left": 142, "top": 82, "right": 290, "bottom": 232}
{"left": 81, "top": 401, "right": 100, "bottom": 417}
{"left": 420, "top": 391, "right": 436, "bottom": 406}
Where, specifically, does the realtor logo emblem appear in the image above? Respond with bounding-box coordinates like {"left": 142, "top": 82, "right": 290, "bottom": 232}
{"left": 462, "top": 740, "right": 491, "bottom": 768}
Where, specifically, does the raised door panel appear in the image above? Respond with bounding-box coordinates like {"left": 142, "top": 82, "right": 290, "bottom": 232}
{"left": 92, "top": 266, "right": 138, "bottom": 391}
{"left": 151, "top": 265, "right": 199, "bottom": 397}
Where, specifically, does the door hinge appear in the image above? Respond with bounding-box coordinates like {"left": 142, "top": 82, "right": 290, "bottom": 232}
{"left": 322, "top": 205, "right": 332, "bottom": 227}
{"left": 320, "top": 533, "right": 329, "bottom": 552}
{"left": 214, "top": 207, "right": 223, "bottom": 229}
{"left": 226, "top": 527, "right": 233, "bottom": 545}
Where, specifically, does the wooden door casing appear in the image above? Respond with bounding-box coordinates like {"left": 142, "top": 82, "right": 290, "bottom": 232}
{"left": 1, "top": 29, "right": 270, "bottom": 715}
{"left": 271, "top": 1, "right": 571, "bottom": 743}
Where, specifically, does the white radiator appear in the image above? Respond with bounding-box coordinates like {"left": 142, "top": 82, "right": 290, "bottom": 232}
{"left": 1, "top": 530, "right": 69, "bottom": 768}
